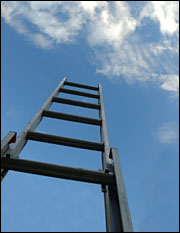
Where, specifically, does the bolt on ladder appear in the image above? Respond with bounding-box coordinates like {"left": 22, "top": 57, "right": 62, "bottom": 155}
{"left": 1, "top": 77, "right": 133, "bottom": 232}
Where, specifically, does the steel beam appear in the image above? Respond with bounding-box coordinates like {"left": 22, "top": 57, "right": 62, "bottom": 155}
{"left": 1, "top": 131, "right": 17, "bottom": 181}
{"left": 42, "top": 110, "right": 102, "bottom": 126}
{"left": 59, "top": 88, "right": 100, "bottom": 99}
{"left": 26, "top": 131, "right": 104, "bottom": 151}
{"left": 111, "top": 148, "right": 133, "bottom": 232}
{"left": 98, "top": 84, "right": 112, "bottom": 169}
{"left": 98, "top": 84, "right": 124, "bottom": 232}
{"left": 1, "top": 157, "right": 115, "bottom": 185}
{"left": 52, "top": 97, "right": 100, "bottom": 109}
{"left": 1, "top": 131, "right": 16, "bottom": 155}
{"left": 64, "top": 81, "right": 99, "bottom": 91}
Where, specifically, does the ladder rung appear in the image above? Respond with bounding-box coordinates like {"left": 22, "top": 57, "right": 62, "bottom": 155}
{"left": 26, "top": 132, "right": 104, "bottom": 151}
{"left": 1, "top": 157, "right": 115, "bottom": 185}
{"left": 52, "top": 97, "right": 100, "bottom": 109}
{"left": 59, "top": 88, "right": 100, "bottom": 99}
{"left": 64, "top": 81, "right": 99, "bottom": 91}
{"left": 42, "top": 110, "right": 102, "bottom": 126}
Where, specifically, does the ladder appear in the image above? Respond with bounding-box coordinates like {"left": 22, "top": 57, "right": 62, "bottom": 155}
{"left": 1, "top": 77, "right": 133, "bottom": 232}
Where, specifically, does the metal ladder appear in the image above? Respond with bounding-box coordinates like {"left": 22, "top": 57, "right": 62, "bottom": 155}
{"left": 1, "top": 77, "right": 133, "bottom": 232}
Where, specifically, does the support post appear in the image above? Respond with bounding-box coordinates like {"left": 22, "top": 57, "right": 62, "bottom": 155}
{"left": 111, "top": 148, "right": 133, "bottom": 232}
{"left": 99, "top": 84, "right": 122, "bottom": 232}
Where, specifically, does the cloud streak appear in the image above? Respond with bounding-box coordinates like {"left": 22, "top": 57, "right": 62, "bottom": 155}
{"left": 156, "top": 122, "right": 179, "bottom": 144}
{"left": 1, "top": 1, "right": 179, "bottom": 94}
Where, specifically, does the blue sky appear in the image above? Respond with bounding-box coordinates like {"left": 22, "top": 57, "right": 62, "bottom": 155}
{"left": 1, "top": 1, "right": 179, "bottom": 232}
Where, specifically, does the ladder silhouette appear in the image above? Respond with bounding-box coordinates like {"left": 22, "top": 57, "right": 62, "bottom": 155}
{"left": 1, "top": 77, "right": 133, "bottom": 232}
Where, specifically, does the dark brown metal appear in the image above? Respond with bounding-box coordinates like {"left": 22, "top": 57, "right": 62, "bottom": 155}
{"left": 64, "top": 81, "right": 99, "bottom": 91}
{"left": 1, "top": 157, "right": 115, "bottom": 185}
{"left": 52, "top": 97, "right": 100, "bottom": 109}
{"left": 42, "top": 110, "right": 102, "bottom": 126}
{"left": 59, "top": 88, "right": 100, "bottom": 99}
{"left": 26, "top": 131, "right": 104, "bottom": 151}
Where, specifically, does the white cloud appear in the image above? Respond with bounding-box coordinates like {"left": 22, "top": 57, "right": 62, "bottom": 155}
{"left": 94, "top": 40, "right": 153, "bottom": 83}
{"left": 94, "top": 38, "right": 179, "bottom": 92}
{"left": 29, "top": 33, "right": 53, "bottom": 49}
{"left": 80, "top": 1, "right": 104, "bottom": 16}
{"left": 1, "top": 1, "right": 139, "bottom": 47}
{"left": 140, "top": 1, "right": 179, "bottom": 35}
{"left": 156, "top": 122, "right": 179, "bottom": 144}
{"left": 1, "top": 1, "right": 179, "bottom": 95}
{"left": 1, "top": 1, "right": 87, "bottom": 45}
{"left": 149, "top": 37, "right": 179, "bottom": 56}
{"left": 87, "top": 1, "right": 138, "bottom": 47}
{"left": 160, "top": 75, "right": 179, "bottom": 92}
{"left": 1, "top": 1, "right": 29, "bottom": 34}
{"left": 88, "top": 2, "right": 179, "bottom": 94}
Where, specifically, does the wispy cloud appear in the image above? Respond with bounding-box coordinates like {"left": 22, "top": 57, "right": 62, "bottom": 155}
{"left": 7, "top": 107, "right": 20, "bottom": 120}
{"left": 1, "top": 1, "right": 179, "bottom": 95}
{"left": 155, "top": 122, "right": 179, "bottom": 144}
{"left": 89, "top": 1, "right": 179, "bottom": 94}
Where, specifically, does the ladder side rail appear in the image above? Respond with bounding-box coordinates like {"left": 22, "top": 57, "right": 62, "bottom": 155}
{"left": 98, "top": 84, "right": 123, "bottom": 232}
{"left": 1, "top": 131, "right": 17, "bottom": 156}
{"left": 98, "top": 84, "right": 112, "bottom": 170}
{"left": 111, "top": 148, "right": 133, "bottom": 232}
{"left": 10, "top": 77, "right": 67, "bottom": 159}
{"left": 1, "top": 131, "right": 17, "bottom": 181}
